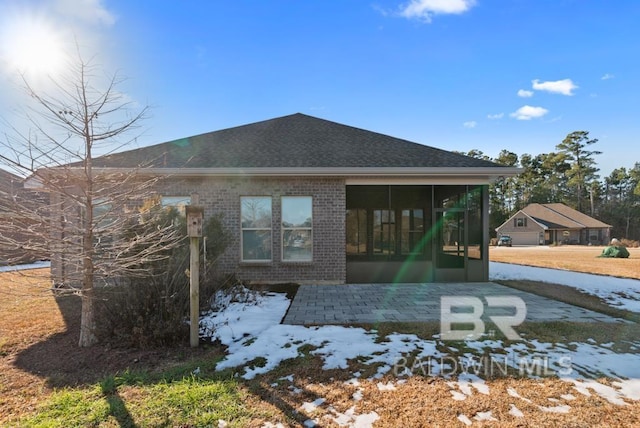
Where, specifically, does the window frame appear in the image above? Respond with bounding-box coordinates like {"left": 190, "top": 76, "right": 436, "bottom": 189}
{"left": 515, "top": 217, "right": 527, "bottom": 227}
{"left": 281, "top": 196, "right": 313, "bottom": 262}
{"left": 240, "top": 196, "right": 273, "bottom": 263}
{"left": 92, "top": 197, "right": 117, "bottom": 231}
{"left": 373, "top": 208, "right": 396, "bottom": 256}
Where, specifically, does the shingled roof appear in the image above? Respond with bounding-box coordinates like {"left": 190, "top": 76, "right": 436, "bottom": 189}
{"left": 92, "top": 113, "right": 508, "bottom": 171}
{"left": 522, "top": 203, "right": 611, "bottom": 229}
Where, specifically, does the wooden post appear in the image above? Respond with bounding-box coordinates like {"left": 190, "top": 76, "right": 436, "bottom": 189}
{"left": 189, "top": 234, "right": 200, "bottom": 347}
{"left": 186, "top": 194, "right": 203, "bottom": 348}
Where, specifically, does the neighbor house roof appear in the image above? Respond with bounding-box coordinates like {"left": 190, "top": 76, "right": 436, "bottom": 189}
{"left": 520, "top": 203, "right": 611, "bottom": 229}
{"left": 89, "top": 113, "right": 519, "bottom": 178}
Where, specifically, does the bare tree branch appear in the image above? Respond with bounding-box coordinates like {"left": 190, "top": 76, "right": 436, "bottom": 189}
{"left": 0, "top": 51, "right": 181, "bottom": 347}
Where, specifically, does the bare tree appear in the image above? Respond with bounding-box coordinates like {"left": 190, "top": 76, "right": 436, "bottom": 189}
{"left": 0, "top": 54, "right": 183, "bottom": 347}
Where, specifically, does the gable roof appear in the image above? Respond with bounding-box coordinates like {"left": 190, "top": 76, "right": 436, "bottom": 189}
{"left": 521, "top": 203, "right": 611, "bottom": 229}
{"left": 91, "top": 113, "right": 517, "bottom": 177}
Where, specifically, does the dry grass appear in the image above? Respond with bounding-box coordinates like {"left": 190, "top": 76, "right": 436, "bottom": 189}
{"left": 490, "top": 245, "right": 640, "bottom": 280}
{"left": 3, "top": 266, "right": 640, "bottom": 426}
{"left": 0, "top": 268, "right": 229, "bottom": 425}
{"left": 0, "top": 269, "right": 63, "bottom": 421}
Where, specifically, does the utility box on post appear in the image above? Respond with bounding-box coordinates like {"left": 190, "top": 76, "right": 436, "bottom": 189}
{"left": 186, "top": 206, "right": 204, "bottom": 237}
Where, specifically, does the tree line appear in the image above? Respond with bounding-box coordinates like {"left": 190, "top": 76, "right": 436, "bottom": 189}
{"left": 461, "top": 131, "right": 640, "bottom": 242}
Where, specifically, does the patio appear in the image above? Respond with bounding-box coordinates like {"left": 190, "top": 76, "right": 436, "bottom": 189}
{"left": 283, "top": 282, "right": 624, "bottom": 325}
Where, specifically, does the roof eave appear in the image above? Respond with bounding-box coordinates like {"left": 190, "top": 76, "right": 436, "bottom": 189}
{"left": 90, "top": 166, "right": 522, "bottom": 180}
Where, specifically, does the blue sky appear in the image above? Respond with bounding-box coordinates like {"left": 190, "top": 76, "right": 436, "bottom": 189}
{"left": 1, "top": 0, "right": 639, "bottom": 177}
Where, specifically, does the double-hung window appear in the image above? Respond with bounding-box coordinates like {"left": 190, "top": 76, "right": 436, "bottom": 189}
{"left": 282, "top": 196, "right": 312, "bottom": 261}
{"left": 92, "top": 197, "right": 116, "bottom": 230}
{"left": 161, "top": 196, "right": 191, "bottom": 216}
{"left": 241, "top": 196, "right": 272, "bottom": 261}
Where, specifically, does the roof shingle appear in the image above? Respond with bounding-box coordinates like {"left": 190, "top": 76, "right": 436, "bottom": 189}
{"left": 522, "top": 203, "right": 611, "bottom": 229}
{"left": 93, "top": 113, "right": 507, "bottom": 170}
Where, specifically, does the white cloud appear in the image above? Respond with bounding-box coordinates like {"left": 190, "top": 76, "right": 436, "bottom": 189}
{"left": 510, "top": 105, "right": 549, "bottom": 121}
{"left": 532, "top": 79, "right": 578, "bottom": 96}
{"left": 601, "top": 73, "right": 614, "bottom": 80}
{"left": 517, "top": 89, "right": 533, "bottom": 98}
{"left": 463, "top": 120, "right": 477, "bottom": 128}
{"left": 487, "top": 113, "right": 504, "bottom": 120}
{"left": 398, "top": 0, "right": 476, "bottom": 22}
{"left": 54, "top": 0, "right": 116, "bottom": 26}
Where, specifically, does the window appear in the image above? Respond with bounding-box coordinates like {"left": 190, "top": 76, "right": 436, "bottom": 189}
{"left": 161, "top": 196, "right": 191, "bottom": 215}
{"left": 515, "top": 217, "right": 527, "bottom": 227}
{"left": 92, "top": 197, "right": 116, "bottom": 230}
{"left": 241, "top": 197, "right": 272, "bottom": 261}
{"left": 282, "top": 196, "right": 312, "bottom": 261}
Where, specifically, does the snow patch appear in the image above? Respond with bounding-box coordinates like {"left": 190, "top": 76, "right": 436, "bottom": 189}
{"left": 509, "top": 404, "right": 524, "bottom": 417}
{"left": 376, "top": 381, "right": 396, "bottom": 391}
{"left": 490, "top": 261, "right": 640, "bottom": 312}
{"left": 457, "top": 414, "right": 472, "bottom": 426}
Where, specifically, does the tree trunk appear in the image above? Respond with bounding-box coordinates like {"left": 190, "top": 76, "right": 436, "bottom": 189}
{"left": 79, "top": 225, "right": 97, "bottom": 347}
{"left": 79, "top": 285, "right": 97, "bottom": 347}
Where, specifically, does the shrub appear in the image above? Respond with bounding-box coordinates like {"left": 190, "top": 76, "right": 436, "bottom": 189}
{"left": 95, "top": 203, "right": 231, "bottom": 348}
{"left": 621, "top": 238, "right": 640, "bottom": 248}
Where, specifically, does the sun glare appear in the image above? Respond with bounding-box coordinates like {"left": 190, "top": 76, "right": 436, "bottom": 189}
{"left": 1, "top": 12, "right": 68, "bottom": 81}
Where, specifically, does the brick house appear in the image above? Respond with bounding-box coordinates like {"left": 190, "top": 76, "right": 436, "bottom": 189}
{"left": 51, "top": 113, "right": 519, "bottom": 284}
{"left": 0, "top": 169, "right": 49, "bottom": 264}
{"left": 495, "top": 203, "right": 612, "bottom": 246}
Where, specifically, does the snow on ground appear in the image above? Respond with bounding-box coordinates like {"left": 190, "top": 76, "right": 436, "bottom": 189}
{"left": 0, "top": 260, "right": 50, "bottom": 272}
{"left": 490, "top": 261, "right": 640, "bottom": 312}
{"left": 200, "top": 266, "right": 640, "bottom": 424}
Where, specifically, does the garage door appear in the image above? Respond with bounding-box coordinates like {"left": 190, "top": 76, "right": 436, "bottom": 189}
{"left": 509, "top": 232, "right": 539, "bottom": 246}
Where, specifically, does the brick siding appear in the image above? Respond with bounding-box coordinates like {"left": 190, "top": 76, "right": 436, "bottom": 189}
{"left": 160, "top": 176, "right": 347, "bottom": 284}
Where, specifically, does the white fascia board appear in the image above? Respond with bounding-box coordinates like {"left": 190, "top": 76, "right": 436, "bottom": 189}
{"left": 496, "top": 210, "right": 548, "bottom": 232}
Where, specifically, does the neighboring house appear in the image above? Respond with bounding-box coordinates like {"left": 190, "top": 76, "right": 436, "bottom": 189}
{"left": 0, "top": 169, "right": 49, "bottom": 264}
{"left": 495, "top": 203, "right": 612, "bottom": 246}
{"left": 49, "top": 113, "right": 519, "bottom": 284}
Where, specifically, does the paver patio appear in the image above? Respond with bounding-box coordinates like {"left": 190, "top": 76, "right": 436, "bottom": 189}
{"left": 283, "top": 282, "right": 625, "bottom": 325}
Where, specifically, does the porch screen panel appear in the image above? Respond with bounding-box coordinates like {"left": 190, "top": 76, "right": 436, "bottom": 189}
{"left": 436, "top": 210, "right": 465, "bottom": 268}
{"left": 466, "top": 186, "right": 483, "bottom": 260}
{"left": 401, "top": 209, "right": 424, "bottom": 255}
{"left": 241, "top": 196, "right": 272, "bottom": 261}
{"left": 373, "top": 209, "right": 395, "bottom": 255}
{"left": 346, "top": 209, "right": 367, "bottom": 255}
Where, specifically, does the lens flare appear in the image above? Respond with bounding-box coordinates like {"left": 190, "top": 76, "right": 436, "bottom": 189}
{"left": 0, "top": 11, "right": 68, "bottom": 81}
